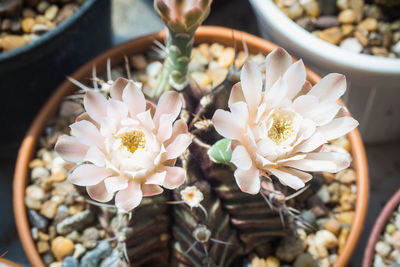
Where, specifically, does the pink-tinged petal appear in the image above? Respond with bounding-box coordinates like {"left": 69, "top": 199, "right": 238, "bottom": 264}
{"left": 281, "top": 167, "right": 313, "bottom": 183}
{"left": 165, "top": 119, "right": 188, "bottom": 147}
{"left": 308, "top": 73, "right": 346, "bottom": 103}
{"left": 110, "top": 78, "right": 129, "bottom": 101}
{"left": 146, "top": 171, "right": 167, "bottom": 185}
{"left": 115, "top": 182, "right": 143, "bottom": 212}
{"left": 163, "top": 166, "right": 186, "bottom": 189}
{"left": 137, "top": 110, "right": 155, "bottom": 131}
{"left": 306, "top": 152, "right": 351, "bottom": 172}
{"left": 264, "top": 77, "right": 288, "bottom": 108}
{"left": 122, "top": 82, "right": 146, "bottom": 117}
{"left": 104, "top": 176, "right": 128, "bottom": 193}
{"left": 70, "top": 120, "right": 104, "bottom": 149}
{"left": 164, "top": 133, "right": 191, "bottom": 160}
{"left": 241, "top": 61, "right": 262, "bottom": 115}
{"left": 266, "top": 167, "right": 305, "bottom": 190}
{"left": 83, "top": 91, "right": 107, "bottom": 123}
{"left": 99, "top": 117, "right": 117, "bottom": 137}
{"left": 256, "top": 138, "right": 277, "bottom": 157}
{"left": 55, "top": 135, "right": 88, "bottom": 163}
{"left": 295, "top": 95, "right": 342, "bottom": 126}
{"left": 282, "top": 159, "right": 336, "bottom": 173}
{"left": 256, "top": 154, "right": 274, "bottom": 167}
{"left": 265, "top": 48, "right": 292, "bottom": 90}
{"left": 294, "top": 132, "right": 327, "bottom": 153}
{"left": 234, "top": 165, "right": 260, "bottom": 194}
{"left": 76, "top": 112, "right": 99, "bottom": 128}
{"left": 283, "top": 59, "right": 306, "bottom": 100}
{"left": 318, "top": 117, "right": 359, "bottom": 141}
{"left": 276, "top": 154, "right": 306, "bottom": 164}
{"left": 231, "top": 145, "right": 252, "bottom": 170}
{"left": 293, "top": 95, "right": 319, "bottom": 116}
{"left": 157, "top": 113, "right": 174, "bottom": 142}
{"left": 154, "top": 91, "right": 182, "bottom": 129}
{"left": 107, "top": 99, "right": 128, "bottom": 122}
{"left": 84, "top": 146, "right": 106, "bottom": 166}
{"left": 294, "top": 80, "right": 313, "bottom": 99}
{"left": 295, "top": 118, "right": 316, "bottom": 143}
{"left": 212, "top": 110, "right": 243, "bottom": 140}
{"left": 229, "top": 101, "right": 249, "bottom": 128}
{"left": 87, "top": 180, "right": 113, "bottom": 202}
{"left": 228, "top": 82, "right": 245, "bottom": 106}
{"left": 69, "top": 164, "right": 113, "bottom": 186}
{"left": 141, "top": 184, "right": 163, "bottom": 196}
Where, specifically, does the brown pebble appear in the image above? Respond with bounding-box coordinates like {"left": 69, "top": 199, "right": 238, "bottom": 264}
{"left": 358, "top": 18, "right": 378, "bottom": 32}
{"left": 341, "top": 24, "right": 355, "bottom": 36}
{"left": 338, "top": 211, "right": 354, "bottom": 225}
{"left": 322, "top": 172, "right": 335, "bottom": 184}
{"left": 338, "top": 228, "right": 349, "bottom": 254}
{"left": 25, "top": 196, "right": 42, "bottom": 210}
{"left": 1, "top": 35, "right": 28, "bottom": 51}
{"left": 371, "top": 46, "right": 388, "bottom": 57}
{"left": 37, "top": 241, "right": 50, "bottom": 254}
{"left": 51, "top": 236, "right": 74, "bottom": 261}
{"left": 335, "top": 169, "right": 356, "bottom": 184}
{"left": 38, "top": 232, "right": 50, "bottom": 241}
{"left": 10, "top": 19, "right": 22, "bottom": 33}
{"left": 130, "top": 55, "right": 147, "bottom": 70}
{"left": 29, "top": 159, "right": 45, "bottom": 168}
{"left": 198, "top": 43, "right": 210, "bottom": 59}
{"left": 40, "top": 200, "right": 58, "bottom": 219}
{"left": 22, "top": 17, "right": 36, "bottom": 33}
{"left": 354, "top": 29, "right": 369, "bottom": 46}
{"left": 318, "top": 27, "right": 343, "bottom": 45}
{"left": 44, "top": 5, "right": 59, "bottom": 21}
{"left": 218, "top": 47, "right": 235, "bottom": 68}
{"left": 23, "top": 8, "right": 36, "bottom": 18}
{"left": 49, "top": 172, "right": 66, "bottom": 183}
{"left": 1, "top": 19, "right": 11, "bottom": 31}
{"left": 338, "top": 9, "right": 356, "bottom": 24}
{"left": 325, "top": 219, "right": 341, "bottom": 236}
{"left": 55, "top": 4, "right": 79, "bottom": 24}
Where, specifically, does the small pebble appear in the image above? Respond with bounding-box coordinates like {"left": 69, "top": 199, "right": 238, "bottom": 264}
{"left": 1, "top": 35, "right": 28, "bottom": 51}
{"left": 318, "top": 27, "right": 343, "bottom": 44}
{"left": 358, "top": 18, "right": 378, "bottom": 32}
{"left": 51, "top": 236, "right": 74, "bottom": 261}
{"left": 62, "top": 256, "right": 79, "bottom": 267}
{"left": 335, "top": 169, "right": 356, "bottom": 184}
{"left": 338, "top": 228, "right": 349, "bottom": 254}
{"left": 375, "top": 241, "right": 392, "bottom": 257}
{"left": 131, "top": 55, "right": 147, "bottom": 70}
{"left": 37, "top": 241, "right": 50, "bottom": 254}
{"left": 218, "top": 47, "right": 235, "bottom": 68}
{"left": 386, "top": 223, "right": 397, "bottom": 235}
{"left": 265, "top": 256, "right": 280, "bottom": 267}
{"left": 293, "top": 253, "right": 316, "bottom": 267}
{"left": 72, "top": 243, "right": 86, "bottom": 259}
{"left": 325, "top": 219, "right": 341, "bottom": 236}
{"left": 40, "top": 200, "right": 58, "bottom": 219}
{"left": 315, "top": 230, "right": 338, "bottom": 249}
{"left": 44, "top": 5, "right": 59, "bottom": 21}
{"left": 338, "top": 9, "right": 356, "bottom": 24}
{"left": 31, "top": 166, "right": 50, "bottom": 181}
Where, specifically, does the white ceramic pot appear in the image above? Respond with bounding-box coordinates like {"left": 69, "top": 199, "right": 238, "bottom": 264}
{"left": 249, "top": 0, "right": 400, "bottom": 143}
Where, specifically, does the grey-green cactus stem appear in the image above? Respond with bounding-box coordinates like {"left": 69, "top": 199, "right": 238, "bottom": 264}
{"left": 150, "top": 30, "right": 195, "bottom": 98}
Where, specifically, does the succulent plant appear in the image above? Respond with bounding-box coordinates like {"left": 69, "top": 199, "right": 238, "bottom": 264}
{"left": 151, "top": 0, "right": 213, "bottom": 97}
{"left": 54, "top": 1, "right": 358, "bottom": 266}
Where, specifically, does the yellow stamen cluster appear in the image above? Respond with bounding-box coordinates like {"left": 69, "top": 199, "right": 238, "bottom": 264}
{"left": 119, "top": 130, "right": 146, "bottom": 153}
{"left": 268, "top": 116, "right": 295, "bottom": 145}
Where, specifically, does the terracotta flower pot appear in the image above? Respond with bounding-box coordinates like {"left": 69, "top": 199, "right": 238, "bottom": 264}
{"left": 13, "top": 26, "right": 369, "bottom": 267}
{"left": 362, "top": 189, "right": 400, "bottom": 267}
{"left": 0, "top": 257, "right": 22, "bottom": 267}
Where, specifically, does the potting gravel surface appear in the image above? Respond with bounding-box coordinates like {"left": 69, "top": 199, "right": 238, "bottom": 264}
{"left": 373, "top": 205, "right": 400, "bottom": 266}
{"left": 273, "top": 0, "right": 400, "bottom": 58}
{"left": 0, "top": 0, "right": 86, "bottom": 53}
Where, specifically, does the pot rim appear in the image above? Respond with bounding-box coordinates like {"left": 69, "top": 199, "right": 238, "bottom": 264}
{"left": 0, "top": 257, "right": 22, "bottom": 267}
{"left": 249, "top": 0, "right": 400, "bottom": 75}
{"left": 13, "top": 25, "right": 369, "bottom": 267}
{"left": 0, "top": 0, "right": 97, "bottom": 61}
{"left": 362, "top": 189, "right": 400, "bottom": 267}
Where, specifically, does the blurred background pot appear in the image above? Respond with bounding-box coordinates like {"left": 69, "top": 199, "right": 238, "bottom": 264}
{"left": 362, "top": 189, "right": 400, "bottom": 267}
{"left": 249, "top": 0, "right": 400, "bottom": 143}
{"left": 14, "top": 26, "right": 368, "bottom": 267}
{"left": 0, "top": 0, "right": 111, "bottom": 155}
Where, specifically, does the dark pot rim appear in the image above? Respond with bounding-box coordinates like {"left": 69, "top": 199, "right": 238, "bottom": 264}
{"left": 362, "top": 189, "right": 400, "bottom": 267}
{"left": 0, "top": 0, "right": 97, "bottom": 61}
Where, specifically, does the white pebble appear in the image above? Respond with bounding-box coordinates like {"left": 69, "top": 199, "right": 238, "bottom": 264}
{"left": 340, "top": 38, "right": 363, "bottom": 54}
{"left": 393, "top": 41, "right": 400, "bottom": 56}
{"left": 316, "top": 186, "right": 330, "bottom": 203}
{"left": 31, "top": 166, "right": 50, "bottom": 181}
{"left": 395, "top": 214, "right": 400, "bottom": 229}
{"left": 375, "top": 241, "right": 392, "bottom": 257}
{"left": 146, "top": 61, "right": 162, "bottom": 77}
{"left": 315, "top": 230, "right": 338, "bottom": 249}
{"left": 373, "top": 254, "right": 388, "bottom": 267}
{"left": 51, "top": 156, "right": 66, "bottom": 174}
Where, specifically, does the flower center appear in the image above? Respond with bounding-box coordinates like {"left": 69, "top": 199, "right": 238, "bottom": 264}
{"left": 268, "top": 114, "right": 295, "bottom": 145}
{"left": 119, "top": 130, "right": 146, "bottom": 153}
